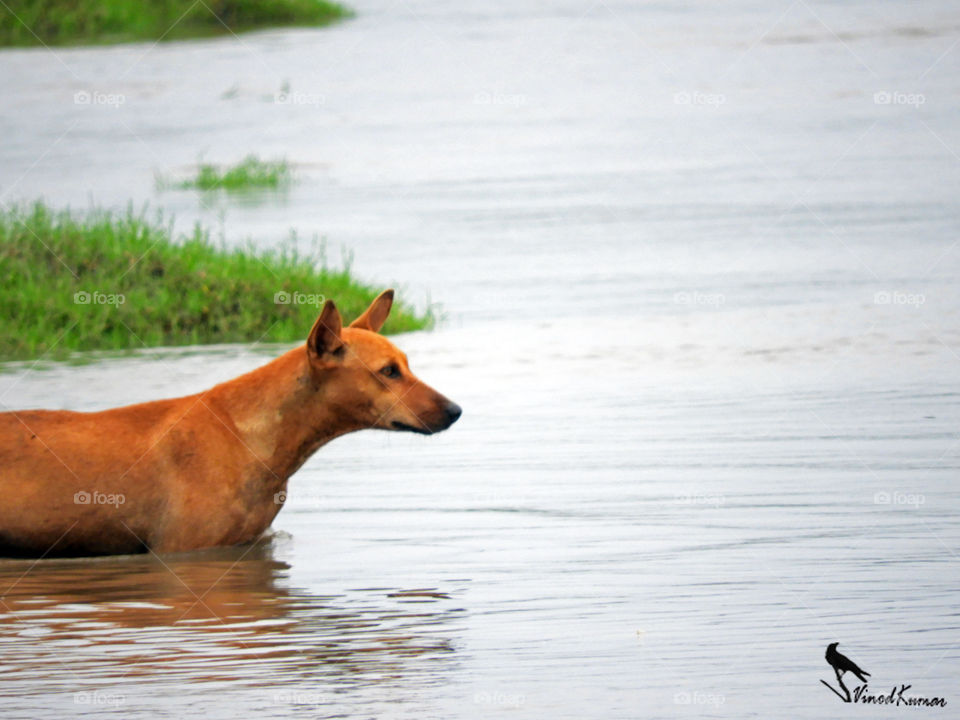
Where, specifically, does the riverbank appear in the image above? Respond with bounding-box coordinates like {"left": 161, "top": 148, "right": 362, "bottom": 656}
{"left": 0, "top": 0, "right": 350, "bottom": 47}
{"left": 0, "top": 202, "right": 430, "bottom": 362}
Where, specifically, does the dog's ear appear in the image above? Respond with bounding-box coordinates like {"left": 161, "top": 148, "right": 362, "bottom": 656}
{"left": 349, "top": 289, "right": 394, "bottom": 333}
{"left": 307, "top": 300, "right": 343, "bottom": 359}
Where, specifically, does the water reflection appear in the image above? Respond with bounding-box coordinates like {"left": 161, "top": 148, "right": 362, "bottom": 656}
{"left": 0, "top": 535, "right": 461, "bottom": 705}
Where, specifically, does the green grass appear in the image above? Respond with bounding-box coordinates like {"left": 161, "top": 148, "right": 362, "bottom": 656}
{"left": 0, "top": 0, "right": 351, "bottom": 47}
{"left": 0, "top": 202, "right": 432, "bottom": 363}
{"left": 164, "top": 156, "right": 293, "bottom": 192}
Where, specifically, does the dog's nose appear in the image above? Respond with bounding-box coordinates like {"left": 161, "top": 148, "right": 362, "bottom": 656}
{"left": 445, "top": 402, "right": 462, "bottom": 425}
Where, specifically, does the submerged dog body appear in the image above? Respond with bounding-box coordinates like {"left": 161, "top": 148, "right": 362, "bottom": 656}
{"left": 0, "top": 291, "right": 460, "bottom": 557}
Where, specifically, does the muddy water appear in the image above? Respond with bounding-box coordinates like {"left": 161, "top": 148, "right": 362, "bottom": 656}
{"left": 2, "top": 0, "right": 960, "bottom": 717}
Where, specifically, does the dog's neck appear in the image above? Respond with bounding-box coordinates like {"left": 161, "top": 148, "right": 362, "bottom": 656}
{"left": 204, "top": 346, "right": 364, "bottom": 486}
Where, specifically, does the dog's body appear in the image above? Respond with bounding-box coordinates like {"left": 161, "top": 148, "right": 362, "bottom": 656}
{"left": 0, "top": 291, "right": 460, "bottom": 557}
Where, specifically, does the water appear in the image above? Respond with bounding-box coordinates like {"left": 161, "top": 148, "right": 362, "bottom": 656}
{"left": 1, "top": 0, "right": 960, "bottom": 717}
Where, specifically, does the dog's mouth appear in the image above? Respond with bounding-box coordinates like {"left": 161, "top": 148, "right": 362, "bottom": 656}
{"left": 391, "top": 420, "right": 434, "bottom": 435}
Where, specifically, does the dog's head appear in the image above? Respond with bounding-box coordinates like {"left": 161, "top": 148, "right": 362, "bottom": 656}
{"left": 306, "top": 290, "right": 461, "bottom": 435}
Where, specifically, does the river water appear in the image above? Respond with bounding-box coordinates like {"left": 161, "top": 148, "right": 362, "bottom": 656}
{"left": 1, "top": 0, "right": 959, "bottom": 717}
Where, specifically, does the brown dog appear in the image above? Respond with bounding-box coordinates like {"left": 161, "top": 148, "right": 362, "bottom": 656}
{"left": 0, "top": 290, "right": 460, "bottom": 557}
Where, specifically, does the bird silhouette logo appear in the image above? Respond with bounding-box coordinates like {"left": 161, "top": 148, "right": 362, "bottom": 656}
{"left": 819, "top": 642, "right": 948, "bottom": 707}
{"left": 822, "top": 642, "right": 870, "bottom": 702}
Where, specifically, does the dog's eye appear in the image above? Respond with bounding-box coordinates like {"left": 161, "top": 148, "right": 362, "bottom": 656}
{"left": 380, "top": 364, "right": 401, "bottom": 379}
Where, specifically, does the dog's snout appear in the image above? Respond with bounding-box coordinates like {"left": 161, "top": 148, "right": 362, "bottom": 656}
{"left": 445, "top": 402, "right": 462, "bottom": 425}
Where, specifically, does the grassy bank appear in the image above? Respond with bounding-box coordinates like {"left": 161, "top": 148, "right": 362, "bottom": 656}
{"left": 162, "top": 156, "right": 293, "bottom": 191}
{"left": 0, "top": 0, "right": 350, "bottom": 47}
{"left": 0, "top": 202, "right": 431, "bottom": 363}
